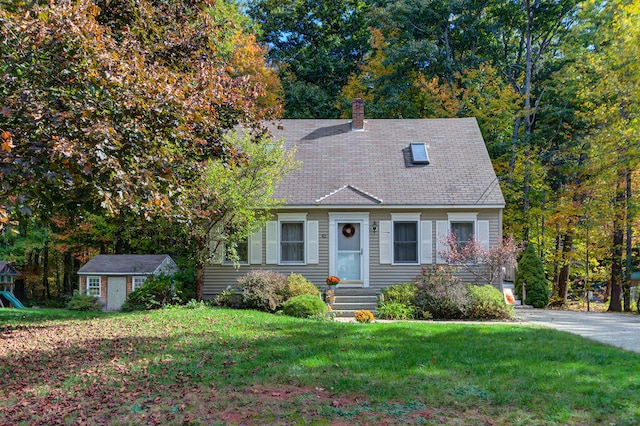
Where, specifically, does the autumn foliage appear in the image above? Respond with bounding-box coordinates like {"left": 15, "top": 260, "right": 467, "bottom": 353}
{"left": 0, "top": 0, "right": 282, "bottom": 226}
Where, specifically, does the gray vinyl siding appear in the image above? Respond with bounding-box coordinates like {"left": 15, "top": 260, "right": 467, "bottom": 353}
{"left": 202, "top": 207, "right": 503, "bottom": 299}
{"left": 203, "top": 210, "right": 329, "bottom": 299}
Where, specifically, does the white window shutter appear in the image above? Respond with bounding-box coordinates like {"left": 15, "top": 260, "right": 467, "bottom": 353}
{"left": 249, "top": 229, "right": 263, "bottom": 264}
{"left": 420, "top": 220, "right": 433, "bottom": 264}
{"left": 379, "top": 220, "right": 391, "bottom": 264}
{"left": 435, "top": 220, "right": 448, "bottom": 264}
{"left": 477, "top": 220, "right": 490, "bottom": 251}
{"left": 265, "top": 221, "right": 278, "bottom": 264}
{"left": 307, "top": 220, "right": 319, "bottom": 264}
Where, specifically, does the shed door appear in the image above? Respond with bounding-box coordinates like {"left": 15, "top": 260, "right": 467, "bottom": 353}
{"left": 107, "top": 277, "right": 127, "bottom": 311}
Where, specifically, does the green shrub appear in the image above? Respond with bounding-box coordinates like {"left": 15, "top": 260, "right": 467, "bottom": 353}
{"left": 66, "top": 290, "right": 102, "bottom": 311}
{"left": 163, "top": 299, "right": 209, "bottom": 310}
{"left": 172, "top": 268, "right": 197, "bottom": 302}
{"left": 377, "top": 302, "right": 415, "bottom": 320}
{"left": 282, "top": 294, "right": 327, "bottom": 318}
{"left": 285, "top": 273, "right": 320, "bottom": 299}
{"left": 236, "top": 270, "right": 288, "bottom": 312}
{"left": 42, "top": 297, "right": 71, "bottom": 309}
{"left": 515, "top": 244, "right": 549, "bottom": 308}
{"left": 121, "top": 272, "right": 191, "bottom": 311}
{"left": 467, "top": 285, "right": 514, "bottom": 320}
{"left": 380, "top": 282, "right": 418, "bottom": 306}
{"left": 414, "top": 266, "right": 470, "bottom": 319}
{"left": 214, "top": 289, "right": 244, "bottom": 308}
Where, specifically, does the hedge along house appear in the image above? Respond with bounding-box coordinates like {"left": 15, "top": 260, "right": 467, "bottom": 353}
{"left": 78, "top": 254, "right": 179, "bottom": 311}
{"left": 203, "top": 99, "right": 505, "bottom": 299}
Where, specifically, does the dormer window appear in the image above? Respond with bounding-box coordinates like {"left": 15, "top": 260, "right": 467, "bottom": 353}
{"left": 410, "top": 143, "right": 429, "bottom": 164}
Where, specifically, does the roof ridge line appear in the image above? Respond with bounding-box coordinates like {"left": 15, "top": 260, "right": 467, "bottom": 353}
{"left": 315, "top": 184, "right": 383, "bottom": 204}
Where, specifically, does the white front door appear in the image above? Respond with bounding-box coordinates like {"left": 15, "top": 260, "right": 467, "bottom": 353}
{"left": 107, "top": 277, "right": 127, "bottom": 311}
{"left": 329, "top": 213, "right": 369, "bottom": 287}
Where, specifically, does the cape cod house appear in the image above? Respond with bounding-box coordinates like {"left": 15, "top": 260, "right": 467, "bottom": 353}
{"left": 203, "top": 99, "right": 505, "bottom": 300}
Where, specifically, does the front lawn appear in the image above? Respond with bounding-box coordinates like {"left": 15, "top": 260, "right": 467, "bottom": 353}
{"left": 1, "top": 307, "right": 638, "bottom": 425}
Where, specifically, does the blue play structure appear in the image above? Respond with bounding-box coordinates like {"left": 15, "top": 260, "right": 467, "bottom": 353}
{"left": 0, "top": 261, "right": 23, "bottom": 308}
{"left": 0, "top": 291, "right": 24, "bottom": 309}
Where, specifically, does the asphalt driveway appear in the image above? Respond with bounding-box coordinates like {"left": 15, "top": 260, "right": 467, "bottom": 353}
{"left": 517, "top": 309, "right": 640, "bottom": 354}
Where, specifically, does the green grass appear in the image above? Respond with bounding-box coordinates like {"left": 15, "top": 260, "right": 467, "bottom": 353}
{"left": 0, "top": 307, "right": 115, "bottom": 324}
{"left": 1, "top": 307, "right": 639, "bottom": 425}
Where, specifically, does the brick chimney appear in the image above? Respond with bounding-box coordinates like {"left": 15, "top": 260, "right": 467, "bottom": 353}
{"left": 351, "top": 98, "right": 365, "bottom": 131}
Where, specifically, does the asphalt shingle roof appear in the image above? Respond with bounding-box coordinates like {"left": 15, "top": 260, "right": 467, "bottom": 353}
{"left": 270, "top": 118, "right": 505, "bottom": 206}
{"left": 77, "top": 255, "right": 172, "bottom": 274}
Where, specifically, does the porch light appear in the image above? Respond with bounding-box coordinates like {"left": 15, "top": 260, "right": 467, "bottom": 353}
{"left": 372, "top": 221, "right": 378, "bottom": 233}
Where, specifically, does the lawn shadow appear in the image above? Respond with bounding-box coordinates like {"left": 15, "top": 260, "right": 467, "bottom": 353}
{"left": 2, "top": 308, "right": 639, "bottom": 425}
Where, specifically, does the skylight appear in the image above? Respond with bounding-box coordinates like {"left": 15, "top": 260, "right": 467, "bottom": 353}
{"left": 410, "top": 143, "right": 429, "bottom": 164}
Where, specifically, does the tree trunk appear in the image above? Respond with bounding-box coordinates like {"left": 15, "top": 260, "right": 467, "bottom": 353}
{"left": 42, "top": 240, "right": 50, "bottom": 299}
{"left": 608, "top": 173, "right": 625, "bottom": 312}
{"left": 552, "top": 224, "right": 561, "bottom": 298}
{"left": 196, "top": 261, "right": 204, "bottom": 302}
{"left": 508, "top": 117, "right": 521, "bottom": 183}
{"left": 557, "top": 231, "right": 573, "bottom": 305}
{"left": 624, "top": 166, "right": 632, "bottom": 312}
{"left": 63, "top": 251, "right": 73, "bottom": 295}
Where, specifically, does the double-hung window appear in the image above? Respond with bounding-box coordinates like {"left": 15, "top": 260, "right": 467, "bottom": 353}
{"left": 87, "top": 276, "right": 101, "bottom": 297}
{"left": 266, "top": 214, "right": 316, "bottom": 265}
{"left": 450, "top": 221, "right": 474, "bottom": 248}
{"left": 224, "top": 239, "right": 249, "bottom": 264}
{"left": 391, "top": 213, "right": 421, "bottom": 264}
{"left": 280, "top": 221, "right": 305, "bottom": 264}
{"left": 132, "top": 276, "right": 147, "bottom": 292}
{"left": 394, "top": 222, "right": 418, "bottom": 263}
{"left": 448, "top": 213, "right": 477, "bottom": 249}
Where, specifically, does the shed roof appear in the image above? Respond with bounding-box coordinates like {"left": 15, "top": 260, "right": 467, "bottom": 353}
{"left": 77, "top": 255, "right": 175, "bottom": 275}
{"left": 269, "top": 118, "right": 505, "bottom": 207}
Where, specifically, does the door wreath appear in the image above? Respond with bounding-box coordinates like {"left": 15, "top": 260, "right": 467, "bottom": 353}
{"left": 342, "top": 224, "right": 356, "bottom": 238}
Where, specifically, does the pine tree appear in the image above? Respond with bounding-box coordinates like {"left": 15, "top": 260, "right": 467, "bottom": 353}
{"left": 515, "top": 244, "right": 549, "bottom": 308}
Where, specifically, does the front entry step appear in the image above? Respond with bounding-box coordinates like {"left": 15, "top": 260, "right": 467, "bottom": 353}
{"left": 328, "top": 291, "right": 378, "bottom": 317}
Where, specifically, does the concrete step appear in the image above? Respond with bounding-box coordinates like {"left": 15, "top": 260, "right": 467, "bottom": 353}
{"left": 333, "top": 295, "right": 378, "bottom": 303}
{"left": 331, "top": 308, "right": 379, "bottom": 318}
{"left": 324, "top": 289, "right": 380, "bottom": 317}
{"left": 329, "top": 287, "right": 379, "bottom": 297}
{"left": 331, "top": 301, "right": 378, "bottom": 309}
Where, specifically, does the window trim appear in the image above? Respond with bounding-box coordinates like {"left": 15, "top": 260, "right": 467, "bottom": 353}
{"left": 278, "top": 213, "right": 307, "bottom": 265}
{"left": 447, "top": 213, "right": 478, "bottom": 247}
{"left": 87, "top": 276, "right": 101, "bottom": 297}
{"left": 391, "top": 213, "right": 421, "bottom": 265}
{"left": 131, "top": 276, "right": 147, "bottom": 292}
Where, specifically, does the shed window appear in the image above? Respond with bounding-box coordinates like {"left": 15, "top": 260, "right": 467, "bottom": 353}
{"left": 410, "top": 143, "right": 429, "bottom": 164}
{"left": 87, "top": 276, "right": 101, "bottom": 297}
{"left": 132, "top": 276, "right": 147, "bottom": 291}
